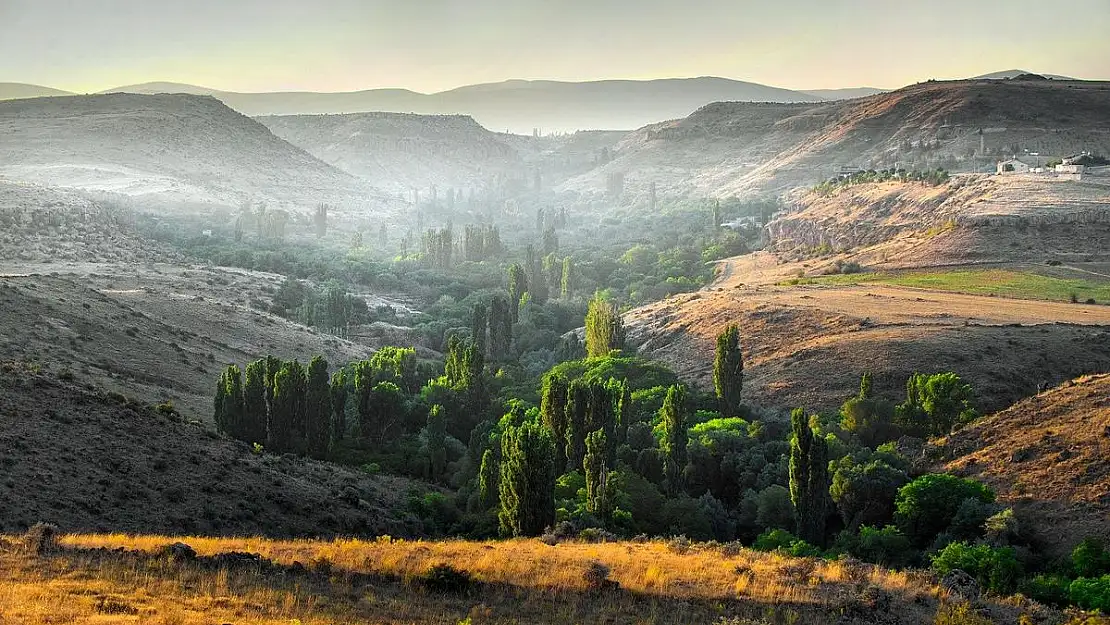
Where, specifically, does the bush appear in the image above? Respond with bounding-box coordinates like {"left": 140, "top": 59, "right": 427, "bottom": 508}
{"left": 895, "top": 474, "right": 994, "bottom": 546}
{"left": 419, "top": 564, "right": 473, "bottom": 594}
{"left": 1021, "top": 574, "right": 1071, "bottom": 607}
{"left": 1069, "top": 575, "right": 1110, "bottom": 612}
{"left": 752, "top": 529, "right": 821, "bottom": 557}
{"left": 931, "top": 541, "right": 1022, "bottom": 595}
{"left": 1072, "top": 538, "right": 1110, "bottom": 578}
{"left": 849, "top": 525, "right": 914, "bottom": 567}
{"left": 933, "top": 602, "right": 995, "bottom": 625}
{"left": 582, "top": 560, "right": 614, "bottom": 591}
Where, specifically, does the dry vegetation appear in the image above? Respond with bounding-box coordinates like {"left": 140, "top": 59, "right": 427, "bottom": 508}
{"left": 0, "top": 531, "right": 1073, "bottom": 625}
{"left": 938, "top": 374, "right": 1110, "bottom": 555}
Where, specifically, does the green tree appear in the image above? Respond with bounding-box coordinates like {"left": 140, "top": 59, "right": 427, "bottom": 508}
{"left": 561, "top": 257, "right": 574, "bottom": 299}
{"left": 330, "top": 369, "right": 349, "bottom": 442}
{"left": 304, "top": 356, "right": 331, "bottom": 458}
{"left": 214, "top": 365, "right": 245, "bottom": 439}
{"left": 584, "top": 429, "right": 611, "bottom": 519}
{"left": 789, "top": 408, "right": 830, "bottom": 545}
{"left": 471, "top": 302, "right": 487, "bottom": 357}
{"left": 241, "top": 359, "right": 269, "bottom": 445}
{"left": 508, "top": 263, "right": 528, "bottom": 323}
{"left": 895, "top": 372, "right": 978, "bottom": 437}
{"left": 830, "top": 458, "right": 908, "bottom": 530}
{"left": 895, "top": 473, "right": 995, "bottom": 546}
{"left": 487, "top": 296, "right": 513, "bottom": 361}
{"left": 660, "top": 384, "right": 689, "bottom": 494}
{"left": 426, "top": 404, "right": 447, "bottom": 481}
{"left": 478, "top": 448, "right": 500, "bottom": 510}
{"left": 841, "top": 373, "right": 899, "bottom": 448}
{"left": 498, "top": 422, "right": 557, "bottom": 537}
{"left": 269, "top": 360, "right": 307, "bottom": 453}
{"left": 584, "top": 292, "right": 625, "bottom": 358}
{"left": 565, "top": 379, "right": 589, "bottom": 470}
{"left": 713, "top": 324, "right": 744, "bottom": 417}
{"left": 539, "top": 372, "right": 570, "bottom": 470}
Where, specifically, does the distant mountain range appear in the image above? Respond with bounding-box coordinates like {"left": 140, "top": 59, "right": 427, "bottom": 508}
{"left": 1, "top": 77, "right": 884, "bottom": 134}
{"left": 971, "top": 69, "right": 1076, "bottom": 80}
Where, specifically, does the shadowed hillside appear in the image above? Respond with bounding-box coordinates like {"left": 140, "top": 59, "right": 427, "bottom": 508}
{"left": 0, "top": 94, "right": 383, "bottom": 209}
{"left": 938, "top": 374, "right": 1110, "bottom": 555}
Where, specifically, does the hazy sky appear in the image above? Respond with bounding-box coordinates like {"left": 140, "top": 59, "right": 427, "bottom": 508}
{"left": 2, "top": 0, "right": 1107, "bottom": 93}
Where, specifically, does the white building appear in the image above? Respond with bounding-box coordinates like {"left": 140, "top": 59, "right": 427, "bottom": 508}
{"left": 997, "top": 159, "right": 1030, "bottom": 175}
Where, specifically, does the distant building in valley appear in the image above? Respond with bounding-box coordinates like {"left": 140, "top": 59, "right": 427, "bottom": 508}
{"left": 996, "top": 159, "right": 1030, "bottom": 175}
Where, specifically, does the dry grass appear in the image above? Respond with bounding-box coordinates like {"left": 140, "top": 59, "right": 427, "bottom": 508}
{"left": 0, "top": 532, "right": 973, "bottom": 625}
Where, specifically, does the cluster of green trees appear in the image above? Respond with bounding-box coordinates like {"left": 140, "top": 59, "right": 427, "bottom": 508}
{"left": 815, "top": 168, "right": 951, "bottom": 194}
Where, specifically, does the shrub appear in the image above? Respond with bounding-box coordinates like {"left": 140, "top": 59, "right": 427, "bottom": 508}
{"left": 1072, "top": 538, "right": 1110, "bottom": 578}
{"left": 931, "top": 541, "right": 1022, "bottom": 595}
{"left": 895, "top": 474, "right": 994, "bottom": 546}
{"left": 582, "top": 560, "right": 613, "bottom": 591}
{"left": 419, "top": 564, "right": 473, "bottom": 594}
{"left": 752, "top": 528, "right": 820, "bottom": 557}
{"left": 1069, "top": 575, "right": 1110, "bottom": 612}
{"left": 933, "top": 602, "right": 995, "bottom": 625}
{"left": 851, "top": 525, "right": 914, "bottom": 567}
{"left": 1021, "top": 574, "right": 1071, "bottom": 607}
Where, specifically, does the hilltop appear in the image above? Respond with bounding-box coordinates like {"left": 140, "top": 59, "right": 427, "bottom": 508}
{"left": 564, "top": 78, "right": 1110, "bottom": 199}
{"left": 0, "top": 82, "right": 74, "bottom": 100}
{"left": 0, "top": 369, "right": 425, "bottom": 537}
{"left": 0, "top": 93, "right": 382, "bottom": 210}
{"left": 938, "top": 374, "right": 1110, "bottom": 555}
{"left": 259, "top": 112, "right": 525, "bottom": 194}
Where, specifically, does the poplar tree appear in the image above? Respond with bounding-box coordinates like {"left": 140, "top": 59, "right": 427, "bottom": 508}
{"left": 584, "top": 429, "right": 610, "bottom": 518}
{"left": 714, "top": 324, "right": 744, "bottom": 417}
{"left": 487, "top": 296, "right": 513, "bottom": 361}
{"left": 565, "top": 380, "right": 590, "bottom": 470}
{"left": 660, "top": 384, "right": 689, "bottom": 494}
{"left": 507, "top": 263, "right": 528, "bottom": 322}
{"left": 471, "top": 302, "right": 487, "bottom": 357}
{"left": 304, "top": 356, "right": 331, "bottom": 458}
{"left": 611, "top": 378, "right": 632, "bottom": 449}
{"left": 214, "top": 365, "right": 244, "bottom": 438}
{"left": 426, "top": 404, "right": 447, "bottom": 481}
{"left": 269, "top": 360, "right": 306, "bottom": 453}
{"left": 584, "top": 292, "right": 625, "bottom": 358}
{"left": 561, "top": 257, "right": 574, "bottom": 299}
{"left": 330, "top": 369, "right": 349, "bottom": 442}
{"left": 242, "top": 359, "right": 269, "bottom": 445}
{"left": 498, "top": 421, "right": 557, "bottom": 537}
{"left": 539, "top": 372, "right": 570, "bottom": 470}
{"left": 790, "top": 408, "right": 830, "bottom": 546}
{"left": 478, "top": 449, "right": 500, "bottom": 509}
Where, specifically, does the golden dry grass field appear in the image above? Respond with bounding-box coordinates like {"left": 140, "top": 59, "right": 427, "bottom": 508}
{"left": 0, "top": 531, "right": 1097, "bottom": 625}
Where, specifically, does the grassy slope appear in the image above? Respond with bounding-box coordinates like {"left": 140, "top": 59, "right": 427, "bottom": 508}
{"left": 793, "top": 269, "right": 1110, "bottom": 304}
{"left": 0, "top": 533, "right": 1065, "bottom": 625}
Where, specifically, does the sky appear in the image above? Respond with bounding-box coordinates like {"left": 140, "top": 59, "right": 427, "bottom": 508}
{"left": 2, "top": 0, "right": 1108, "bottom": 94}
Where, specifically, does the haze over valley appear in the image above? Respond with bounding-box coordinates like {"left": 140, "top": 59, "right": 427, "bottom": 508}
{"left": 2, "top": 2, "right": 1110, "bottom": 623}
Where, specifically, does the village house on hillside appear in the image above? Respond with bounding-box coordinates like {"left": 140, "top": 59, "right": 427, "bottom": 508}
{"left": 996, "top": 158, "right": 1030, "bottom": 175}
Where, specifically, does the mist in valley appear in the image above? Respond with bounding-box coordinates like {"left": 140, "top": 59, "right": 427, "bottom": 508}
{"left": 2, "top": 2, "right": 1110, "bottom": 624}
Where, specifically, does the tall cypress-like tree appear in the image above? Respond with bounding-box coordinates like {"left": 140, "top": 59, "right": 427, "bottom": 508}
{"left": 586, "top": 380, "right": 616, "bottom": 463}
{"left": 660, "top": 384, "right": 689, "bottom": 494}
{"left": 330, "top": 369, "right": 349, "bottom": 442}
{"left": 242, "top": 359, "right": 269, "bottom": 445}
{"left": 478, "top": 449, "right": 500, "bottom": 510}
{"left": 471, "top": 302, "right": 488, "bottom": 357}
{"left": 498, "top": 421, "right": 556, "bottom": 537}
{"left": 487, "top": 296, "right": 513, "bottom": 361}
{"left": 426, "top": 404, "right": 447, "bottom": 481}
{"left": 584, "top": 429, "right": 610, "bottom": 519}
{"left": 789, "top": 407, "right": 830, "bottom": 546}
{"left": 304, "top": 356, "right": 331, "bottom": 459}
{"left": 269, "top": 360, "right": 306, "bottom": 453}
{"left": 539, "top": 372, "right": 570, "bottom": 470}
{"left": 565, "top": 380, "right": 590, "bottom": 471}
{"left": 612, "top": 378, "right": 632, "bottom": 449}
{"left": 214, "top": 365, "right": 244, "bottom": 438}
{"left": 561, "top": 257, "right": 574, "bottom": 299}
{"left": 507, "top": 263, "right": 528, "bottom": 323}
{"left": 714, "top": 324, "right": 744, "bottom": 417}
{"left": 584, "top": 292, "right": 625, "bottom": 358}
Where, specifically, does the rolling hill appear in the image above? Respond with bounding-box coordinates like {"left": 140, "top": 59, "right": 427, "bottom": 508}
{"left": 0, "top": 93, "right": 383, "bottom": 210}
{"left": 562, "top": 78, "right": 1110, "bottom": 199}
{"left": 0, "top": 83, "right": 74, "bottom": 100}
{"left": 938, "top": 374, "right": 1110, "bottom": 555}
{"left": 0, "top": 368, "right": 425, "bottom": 537}
{"left": 259, "top": 112, "right": 525, "bottom": 194}
{"left": 96, "top": 77, "right": 826, "bottom": 134}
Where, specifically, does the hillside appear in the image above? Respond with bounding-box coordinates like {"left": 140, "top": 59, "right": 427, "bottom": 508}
{"left": 259, "top": 112, "right": 525, "bottom": 194}
{"left": 0, "top": 370, "right": 424, "bottom": 537}
{"left": 937, "top": 374, "right": 1110, "bottom": 555}
{"left": 563, "top": 79, "right": 1110, "bottom": 199}
{"left": 98, "top": 77, "right": 824, "bottom": 134}
{"left": 0, "top": 266, "right": 375, "bottom": 420}
{"left": 0, "top": 83, "right": 74, "bottom": 100}
{"left": 0, "top": 93, "right": 382, "bottom": 209}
